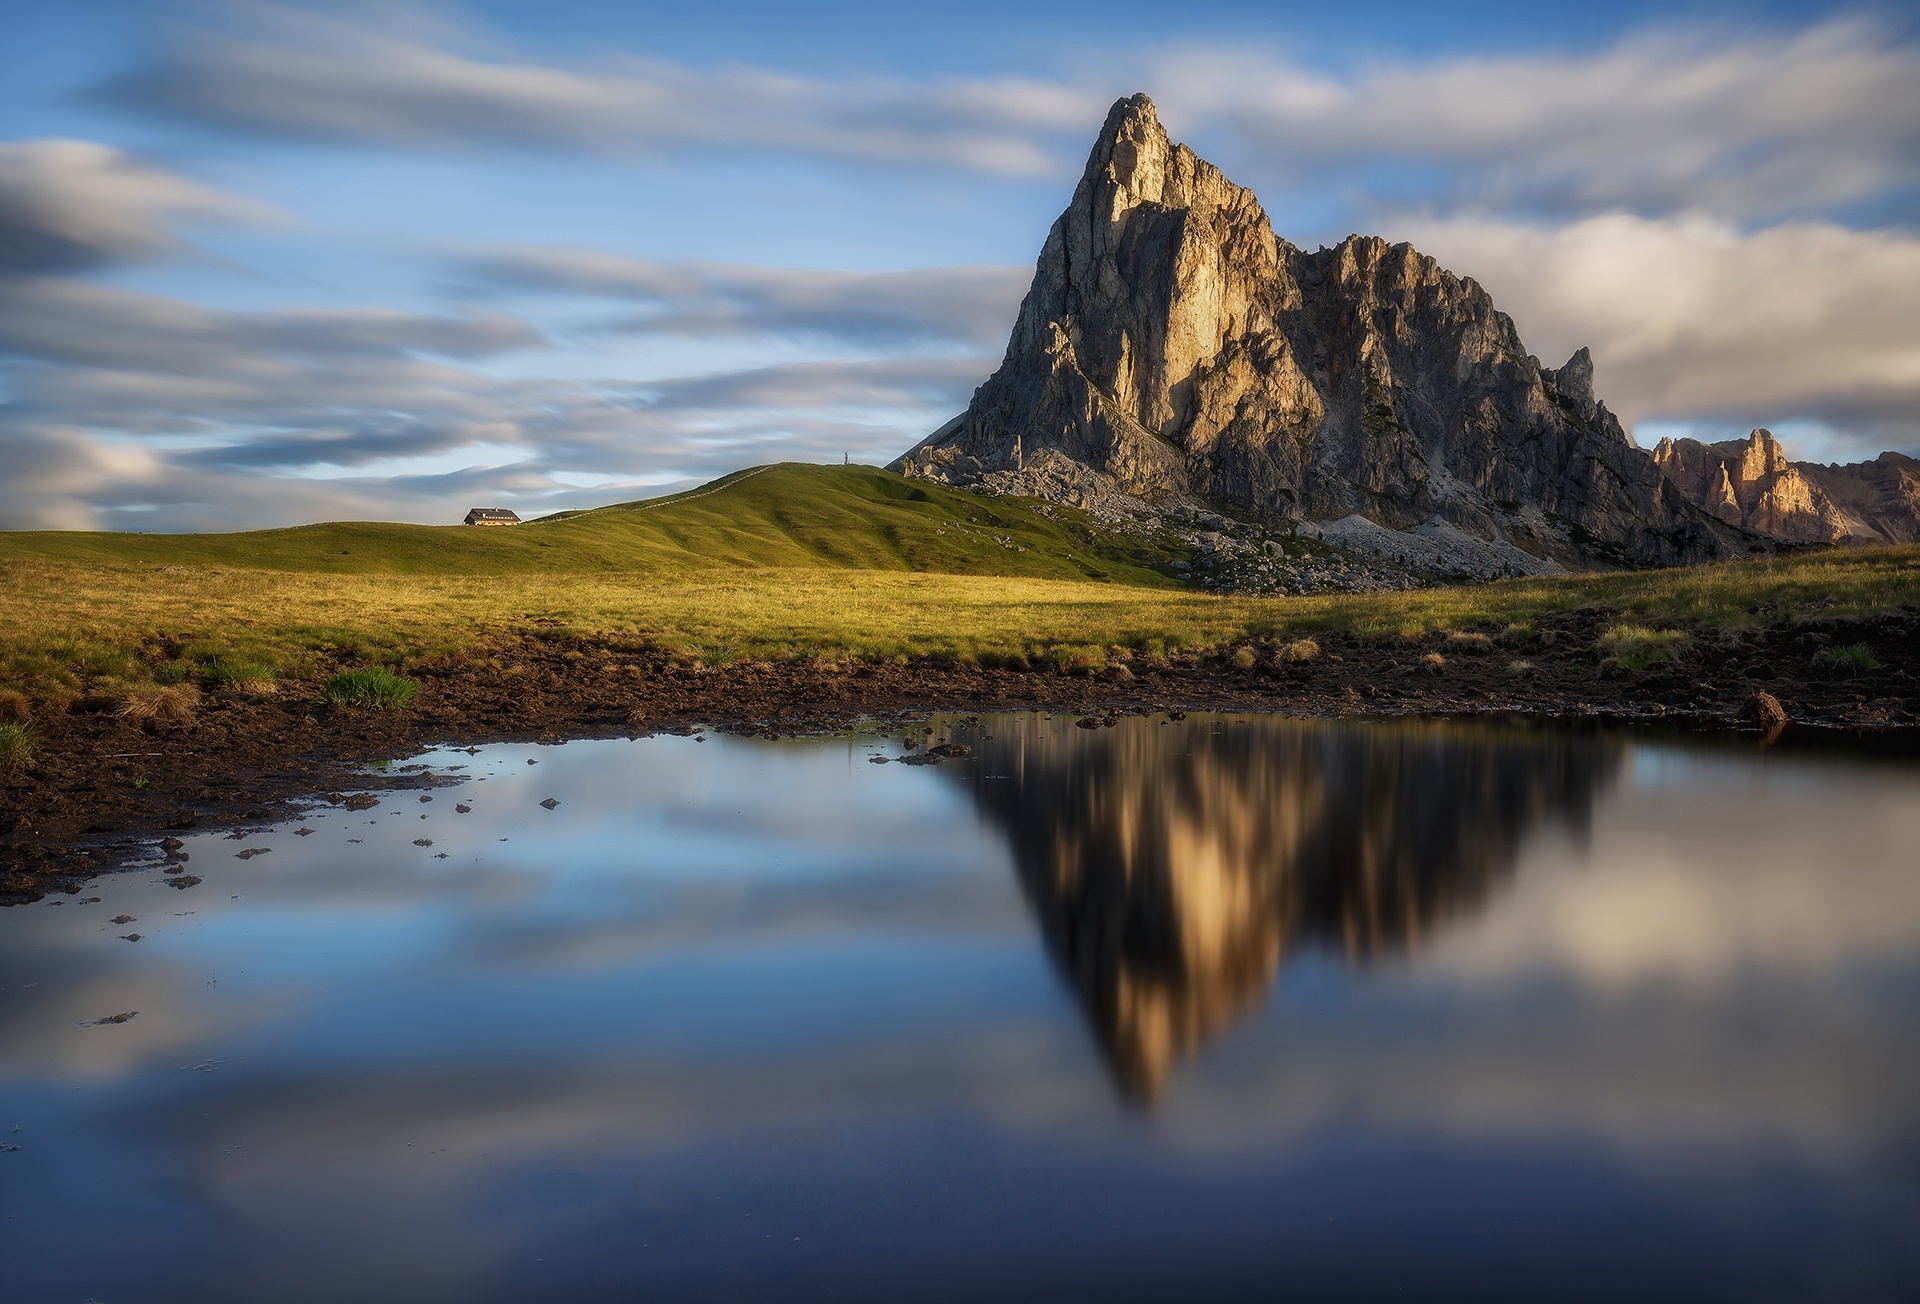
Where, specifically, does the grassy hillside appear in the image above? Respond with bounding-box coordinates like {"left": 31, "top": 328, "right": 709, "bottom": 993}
{"left": 0, "top": 464, "right": 1187, "bottom": 586}
{"left": 1, "top": 461, "right": 1916, "bottom": 708}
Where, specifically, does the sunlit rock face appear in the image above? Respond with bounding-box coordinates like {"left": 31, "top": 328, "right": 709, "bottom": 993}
{"left": 896, "top": 94, "right": 1749, "bottom": 569}
{"left": 955, "top": 716, "right": 1622, "bottom": 1099}
{"left": 1653, "top": 429, "right": 1920, "bottom": 546}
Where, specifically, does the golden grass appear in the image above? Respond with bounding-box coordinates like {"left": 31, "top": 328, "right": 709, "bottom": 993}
{"left": 1280, "top": 638, "right": 1320, "bottom": 663}
{"left": 0, "top": 544, "right": 1915, "bottom": 706}
{"left": 116, "top": 683, "right": 200, "bottom": 723}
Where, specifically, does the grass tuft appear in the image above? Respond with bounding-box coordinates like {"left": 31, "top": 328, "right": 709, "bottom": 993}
{"left": 203, "top": 658, "right": 278, "bottom": 695}
{"left": 1599, "top": 624, "right": 1691, "bottom": 671}
{"left": 0, "top": 721, "right": 34, "bottom": 770}
{"left": 1232, "top": 646, "right": 1258, "bottom": 670}
{"left": 117, "top": 684, "right": 200, "bottom": 723}
{"left": 1051, "top": 645, "right": 1107, "bottom": 676}
{"left": 0, "top": 688, "right": 29, "bottom": 723}
{"left": 1813, "top": 643, "right": 1882, "bottom": 677}
{"left": 1421, "top": 652, "right": 1447, "bottom": 673}
{"left": 322, "top": 666, "right": 419, "bottom": 709}
{"left": 1280, "top": 638, "right": 1320, "bottom": 663}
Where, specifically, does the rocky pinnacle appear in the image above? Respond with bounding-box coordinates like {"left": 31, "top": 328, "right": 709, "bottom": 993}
{"left": 895, "top": 93, "right": 1754, "bottom": 568}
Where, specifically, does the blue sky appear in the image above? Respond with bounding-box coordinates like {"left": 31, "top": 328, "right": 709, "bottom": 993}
{"left": 1, "top": 0, "right": 1915, "bottom": 529}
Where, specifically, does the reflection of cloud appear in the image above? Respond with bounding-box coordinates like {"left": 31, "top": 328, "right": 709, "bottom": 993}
{"left": 6, "top": 723, "right": 1920, "bottom": 1302}
{"left": 1396, "top": 213, "right": 1920, "bottom": 456}
{"left": 1422, "top": 761, "right": 1920, "bottom": 990}
{"left": 956, "top": 716, "right": 1621, "bottom": 1098}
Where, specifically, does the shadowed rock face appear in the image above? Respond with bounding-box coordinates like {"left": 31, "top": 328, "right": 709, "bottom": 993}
{"left": 898, "top": 94, "right": 1752, "bottom": 568}
{"left": 955, "top": 715, "right": 1621, "bottom": 1099}
{"left": 1653, "top": 429, "right": 1920, "bottom": 546}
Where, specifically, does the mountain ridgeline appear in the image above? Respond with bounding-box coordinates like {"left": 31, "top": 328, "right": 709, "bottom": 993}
{"left": 895, "top": 93, "right": 1761, "bottom": 569}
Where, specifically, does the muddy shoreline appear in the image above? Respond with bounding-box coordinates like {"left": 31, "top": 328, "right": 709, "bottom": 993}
{"left": 5, "top": 609, "right": 1917, "bottom": 903}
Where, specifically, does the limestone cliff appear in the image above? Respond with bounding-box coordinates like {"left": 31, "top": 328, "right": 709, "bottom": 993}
{"left": 896, "top": 94, "right": 1752, "bottom": 568}
{"left": 1652, "top": 429, "right": 1920, "bottom": 545}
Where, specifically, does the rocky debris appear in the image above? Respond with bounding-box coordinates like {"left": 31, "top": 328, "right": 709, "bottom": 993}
{"left": 166, "top": 875, "right": 201, "bottom": 889}
{"left": 83, "top": 1011, "right": 138, "bottom": 1026}
{"left": 1654, "top": 430, "right": 1920, "bottom": 546}
{"left": 1308, "top": 514, "right": 1563, "bottom": 581}
{"left": 539, "top": 797, "right": 559, "bottom": 809}
{"left": 895, "top": 93, "right": 1753, "bottom": 570}
{"left": 234, "top": 847, "right": 268, "bottom": 860}
{"left": 111, "top": 914, "right": 134, "bottom": 924}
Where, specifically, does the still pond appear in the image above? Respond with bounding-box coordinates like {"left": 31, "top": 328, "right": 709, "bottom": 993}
{"left": 2, "top": 713, "right": 1917, "bottom": 1302}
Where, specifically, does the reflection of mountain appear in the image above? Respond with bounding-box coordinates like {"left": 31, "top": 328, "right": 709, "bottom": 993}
{"left": 956, "top": 716, "right": 1621, "bottom": 1100}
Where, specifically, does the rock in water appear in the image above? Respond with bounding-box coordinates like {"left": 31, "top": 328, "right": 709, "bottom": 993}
{"left": 895, "top": 93, "right": 1752, "bottom": 568}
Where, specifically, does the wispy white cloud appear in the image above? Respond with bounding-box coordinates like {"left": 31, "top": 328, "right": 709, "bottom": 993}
{"left": 466, "top": 248, "right": 1030, "bottom": 349}
{"left": 1159, "top": 19, "right": 1920, "bottom": 222}
{"left": 0, "top": 138, "right": 279, "bottom": 275}
{"left": 107, "top": 8, "right": 1920, "bottom": 224}
{"left": 12, "top": 8, "right": 1919, "bottom": 529}
{"left": 1397, "top": 212, "right": 1920, "bottom": 457}
{"left": 0, "top": 274, "right": 987, "bottom": 529}
{"left": 105, "top": 3, "right": 1098, "bottom": 176}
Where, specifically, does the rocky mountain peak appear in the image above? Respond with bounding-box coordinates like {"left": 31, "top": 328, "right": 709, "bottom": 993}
{"left": 896, "top": 94, "right": 1754, "bottom": 570}
{"left": 1653, "top": 428, "right": 1920, "bottom": 545}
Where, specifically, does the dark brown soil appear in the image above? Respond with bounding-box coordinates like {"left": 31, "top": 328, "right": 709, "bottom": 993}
{"left": 5, "top": 610, "right": 1917, "bottom": 903}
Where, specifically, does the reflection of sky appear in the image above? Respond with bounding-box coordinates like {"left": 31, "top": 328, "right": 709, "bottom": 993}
{"left": 1, "top": 718, "right": 1917, "bottom": 1302}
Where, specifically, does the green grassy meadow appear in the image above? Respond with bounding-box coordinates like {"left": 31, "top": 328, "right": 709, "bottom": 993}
{"left": 2, "top": 462, "right": 1917, "bottom": 706}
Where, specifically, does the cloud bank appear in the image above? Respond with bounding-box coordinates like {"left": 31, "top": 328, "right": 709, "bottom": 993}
{"left": 1402, "top": 212, "right": 1920, "bottom": 457}
{"left": 2, "top": 6, "right": 1914, "bottom": 529}
{"left": 0, "top": 137, "right": 278, "bottom": 275}
{"left": 107, "top": 5, "right": 1097, "bottom": 176}
{"left": 110, "top": 9, "right": 1920, "bottom": 223}
{"left": 465, "top": 248, "right": 1028, "bottom": 349}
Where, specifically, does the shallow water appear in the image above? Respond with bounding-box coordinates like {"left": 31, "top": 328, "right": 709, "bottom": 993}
{"left": 2, "top": 714, "right": 1918, "bottom": 1303}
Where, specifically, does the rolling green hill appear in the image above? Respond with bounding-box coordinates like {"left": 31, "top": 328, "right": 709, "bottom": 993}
{"left": 0, "top": 464, "right": 1188, "bottom": 587}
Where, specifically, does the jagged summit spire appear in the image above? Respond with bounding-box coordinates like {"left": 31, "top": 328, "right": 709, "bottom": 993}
{"left": 1077, "top": 93, "right": 1179, "bottom": 214}
{"left": 892, "top": 97, "right": 1753, "bottom": 570}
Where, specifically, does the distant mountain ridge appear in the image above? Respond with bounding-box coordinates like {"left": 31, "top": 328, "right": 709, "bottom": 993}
{"left": 1652, "top": 429, "right": 1920, "bottom": 546}
{"left": 894, "top": 93, "right": 1765, "bottom": 568}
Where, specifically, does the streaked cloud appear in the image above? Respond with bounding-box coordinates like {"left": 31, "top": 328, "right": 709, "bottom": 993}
{"left": 0, "top": 138, "right": 279, "bottom": 276}
{"left": 0, "top": 269, "right": 986, "bottom": 529}
{"left": 107, "top": 8, "right": 1920, "bottom": 224}
{"left": 1161, "top": 19, "right": 1920, "bottom": 222}
{"left": 105, "top": 4, "right": 1096, "bottom": 176}
{"left": 467, "top": 247, "right": 1029, "bottom": 349}
{"left": 6, "top": 5, "right": 1917, "bottom": 528}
